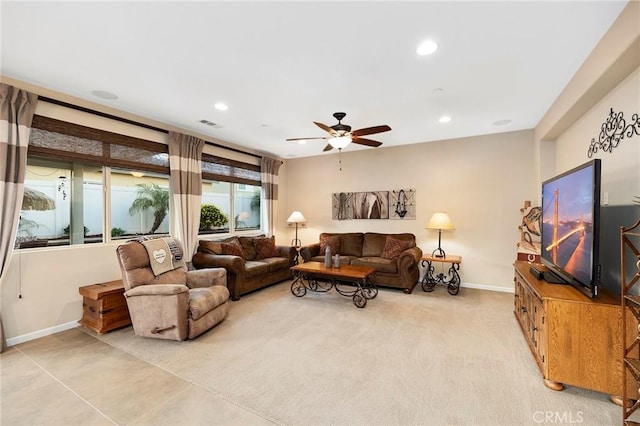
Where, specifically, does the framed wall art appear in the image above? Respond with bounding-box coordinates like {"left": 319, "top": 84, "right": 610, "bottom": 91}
{"left": 390, "top": 189, "right": 416, "bottom": 220}
{"left": 353, "top": 191, "right": 389, "bottom": 219}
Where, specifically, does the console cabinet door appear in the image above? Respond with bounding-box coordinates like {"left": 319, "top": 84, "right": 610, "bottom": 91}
{"left": 532, "top": 297, "right": 546, "bottom": 373}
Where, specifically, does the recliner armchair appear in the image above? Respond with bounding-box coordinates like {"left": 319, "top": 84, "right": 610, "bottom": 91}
{"left": 116, "top": 238, "right": 230, "bottom": 341}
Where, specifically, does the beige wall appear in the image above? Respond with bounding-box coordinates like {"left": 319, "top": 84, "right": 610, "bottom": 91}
{"left": 280, "top": 130, "right": 537, "bottom": 292}
{"left": 554, "top": 66, "right": 640, "bottom": 205}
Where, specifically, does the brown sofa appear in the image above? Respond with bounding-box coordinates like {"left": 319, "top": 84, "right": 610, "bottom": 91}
{"left": 192, "top": 235, "right": 296, "bottom": 301}
{"left": 300, "top": 232, "right": 423, "bottom": 293}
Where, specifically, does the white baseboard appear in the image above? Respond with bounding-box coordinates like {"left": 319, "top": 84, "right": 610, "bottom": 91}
{"left": 7, "top": 320, "right": 79, "bottom": 347}
{"left": 461, "top": 282, "right": 514, "bottom": 293}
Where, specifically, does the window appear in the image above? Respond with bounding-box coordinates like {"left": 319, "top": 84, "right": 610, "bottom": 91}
{"left": 200, "top": 181, "right": 231, "bottom": 234}
{"left": 234, "top": 183, "right": 261, "bottom": 231}
{"left": 17, "top": 159, "right": 104, "bottom": 249}
{"left": 200, "top": 153, "right": 262, "bottom": 235}
{"left": 110, "top": 169, "right": 170, "bottom": 239}
{"left": 17, "top": 113, "right": 263, "bottom": 249}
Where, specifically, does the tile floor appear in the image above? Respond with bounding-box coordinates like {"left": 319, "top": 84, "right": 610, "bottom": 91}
{"left": 0, "top": 327, "right": 274, "bottom": 425}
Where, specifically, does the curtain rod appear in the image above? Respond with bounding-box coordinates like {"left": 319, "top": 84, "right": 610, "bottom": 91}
{"left": 39, "top": 96, "right": 263, "bottom": 159}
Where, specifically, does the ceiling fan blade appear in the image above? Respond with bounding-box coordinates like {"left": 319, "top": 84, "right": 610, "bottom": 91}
{"left": 286, "top": 137, "right": 328, "bottom": 141}
{"left": 353, "top": 137, "right": 383, "bottom": 147}
{"left": 323, "top": 144, "right": 334, "bottom": 152}
{"left": 314, "top": 121, "right": 336, "bottom": 134}
{"left": 351, "top": 125, "right": 391, "bottom": 137}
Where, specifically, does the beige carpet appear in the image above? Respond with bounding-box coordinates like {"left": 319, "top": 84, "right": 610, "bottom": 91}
{"left": 92, "top": 281, "right": 621, "bottom": 425}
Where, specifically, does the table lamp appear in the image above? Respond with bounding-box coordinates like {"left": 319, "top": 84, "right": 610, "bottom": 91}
{"left": 426, "top": 212, "right": 455, "bottom": 258}
{"left": 287, "top": 211, "right": 306, "bottom": 248}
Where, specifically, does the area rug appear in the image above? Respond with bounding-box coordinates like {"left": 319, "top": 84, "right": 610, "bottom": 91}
{"left": 93, "top": 282, "right": 620, "bottom": 425}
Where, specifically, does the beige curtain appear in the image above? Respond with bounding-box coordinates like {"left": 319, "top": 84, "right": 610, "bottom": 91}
{"left": 0, "top": 84, "right": 38, "bottom": 352}
{"left": 261, "top": 156, "right": 281, "bottom": 237}
{"left": 168, "top": 131, "right": 204, "bottom": 267}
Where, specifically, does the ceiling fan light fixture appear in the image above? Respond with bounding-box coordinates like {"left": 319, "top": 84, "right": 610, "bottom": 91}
{"left": 329, "top": 136, "right": 351, "bottom": 149}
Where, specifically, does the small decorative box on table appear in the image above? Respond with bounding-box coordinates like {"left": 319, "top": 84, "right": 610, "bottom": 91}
{"left": 78, "top": 280, "right": 131, "bottom": 334}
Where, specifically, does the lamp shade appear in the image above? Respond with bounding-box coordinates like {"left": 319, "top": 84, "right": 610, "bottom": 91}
{"left": 328, "top": 136, "right": 352, "bottom": 149}
{"left": 426, "top": 212, "right": 454, "bottom": 230}
{"left": 287, "top": 211, "right": 306, "bottom": 223}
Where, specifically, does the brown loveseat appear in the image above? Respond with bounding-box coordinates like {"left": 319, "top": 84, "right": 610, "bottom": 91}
{"left": 192, "top": 235, "right": 296, "bottom": 301}
{"left": 300, "top": 232, "right": 423, "bottom": 293}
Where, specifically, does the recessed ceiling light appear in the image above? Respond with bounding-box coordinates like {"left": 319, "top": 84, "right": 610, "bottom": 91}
{"left": 91, "top": 90, "right": 118, "bottom": 100}
{"left": 433, "top": 88, "right": 444, "bottom": 94}
{"left": 214, "top": 102, "right": 228, "bottom": 111}
{"left": 493, "top": 119, "right": 512, "bottom": 126}
{"left": 297, "top": 140, "right": 307, "bottom": 145}
{"left": 438, "top": 116, "right": 451, "bottom": 123}
{"left": 416, "top": 40, "right": 438, "bottom": 56}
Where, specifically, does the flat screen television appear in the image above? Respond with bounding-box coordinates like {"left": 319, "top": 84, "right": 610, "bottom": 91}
{"left": 540, "top": 159, "right": 601, "bottom": 298}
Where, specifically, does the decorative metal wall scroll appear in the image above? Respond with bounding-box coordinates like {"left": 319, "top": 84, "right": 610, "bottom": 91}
{"left": 390, "top": 189, "right": 416, "bottom": 220}
{"left": 587, "top": 108, "right": 640, "bottom": 158}
{"left": 332, "top": 191, "right": 391, "bottom": 220}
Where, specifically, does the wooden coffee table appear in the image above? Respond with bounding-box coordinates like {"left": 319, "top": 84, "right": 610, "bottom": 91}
{"left": 290, "top": 261, "right": 377, "bottom": 308}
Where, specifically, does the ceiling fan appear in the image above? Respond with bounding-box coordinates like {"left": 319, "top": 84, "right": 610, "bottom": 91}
{"left": 286, "top": 112, "right": 391, "bottom": 152}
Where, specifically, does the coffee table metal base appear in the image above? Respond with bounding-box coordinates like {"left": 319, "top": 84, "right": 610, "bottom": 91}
{"left": 291, "top": 272, "right": 378, "bottom": 308}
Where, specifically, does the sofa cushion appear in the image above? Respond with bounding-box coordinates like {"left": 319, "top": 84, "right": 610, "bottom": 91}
{"left": 244, "top": 260, "right": 271, "bottom": 278}
{"left": 253, "top": 236, "right": 277, "bottom": 260}
{"left": 338, "top": 233, "right": 364, "bottom": 257}
{"left": 381, "top": 235, "right": 414, "bottom": 260}
{"left": 319, "top": 234, "right": 341, "bottom": 256}
{"left": 222, "top": 238, "right": 245, "bottom": 259}
{"left": 351, "top": 257, "right": 398, "bottom": 274}
{"left": 362, "top": 233, "right": 388, "bottom": 257}
{"left": 199, "top": 240, "right": 223, "bottom": 255}
{"left": 259, "top": 256, "right": 290, "bottom": 273}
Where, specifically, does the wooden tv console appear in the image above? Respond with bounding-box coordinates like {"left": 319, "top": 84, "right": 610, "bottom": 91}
{"left": 513, "top": 261, "right": 624, "bottom": 400}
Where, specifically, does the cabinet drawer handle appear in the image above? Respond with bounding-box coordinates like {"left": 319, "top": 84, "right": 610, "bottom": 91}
{"left": 89, "top": 306, "right": 96, "bottom": 313}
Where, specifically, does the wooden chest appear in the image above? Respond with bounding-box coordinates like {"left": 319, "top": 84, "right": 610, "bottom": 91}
{"left": 78, "top": 280, "right": 131, "bottom": 334}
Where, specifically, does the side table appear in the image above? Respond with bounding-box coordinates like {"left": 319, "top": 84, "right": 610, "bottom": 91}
{"left": 420, "top": 254, "right": 462, "bottom": 295}
{"left": 78, "top": 280, "right": 131, "bottom": 334}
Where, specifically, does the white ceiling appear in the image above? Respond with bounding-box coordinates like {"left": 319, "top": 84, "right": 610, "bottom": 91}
{"left": 1, "top": 1, "right": 628, "bottom": 159}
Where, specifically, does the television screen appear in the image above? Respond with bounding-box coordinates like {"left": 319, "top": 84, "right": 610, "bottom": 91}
{"left": 540, "top": 159, "right": 601, "bottom": 298}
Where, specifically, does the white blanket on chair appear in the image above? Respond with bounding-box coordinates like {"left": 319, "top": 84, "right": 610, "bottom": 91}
{"left": 141, "top": 237, "right": 184, "bottom": 276}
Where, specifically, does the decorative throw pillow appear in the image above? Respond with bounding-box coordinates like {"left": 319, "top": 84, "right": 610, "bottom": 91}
{"left": 319, "top": 235, "right": 341, "bottom": 256}
{"left": 221, "top": 238, "right": 245, "bottom": 259}
{"left": 253, "top": 236, "right": 277, "bottom": 260}
{"left": 381, "top": 236, "right": 413, "bottom": 260}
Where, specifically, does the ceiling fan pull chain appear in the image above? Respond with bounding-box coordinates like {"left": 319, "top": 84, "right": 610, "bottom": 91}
{"left": 339, "top": 148, "right": 342, "bottom": 171}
